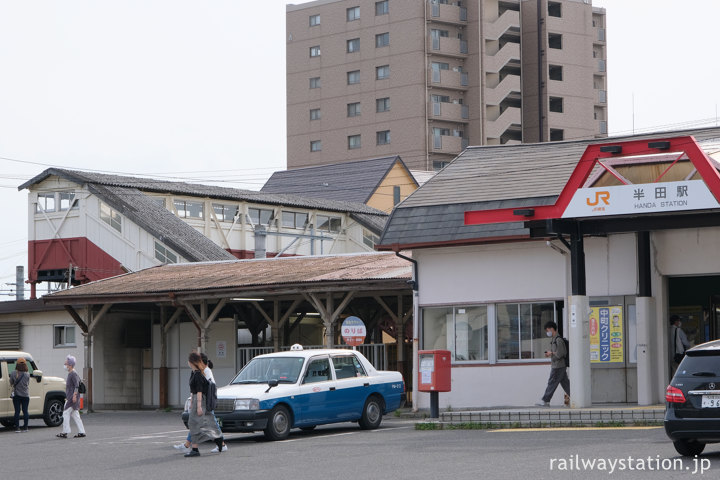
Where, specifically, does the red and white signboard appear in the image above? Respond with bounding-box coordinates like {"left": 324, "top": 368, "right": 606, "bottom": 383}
{"left": 341, "top": 316, "right": 366, "bottom": 347}
{"left": 562, "top": 180, "right": 720, "bottom": 218}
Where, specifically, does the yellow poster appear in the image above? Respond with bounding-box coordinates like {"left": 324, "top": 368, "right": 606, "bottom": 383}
{"left": 589, "top": 306, "right": 624, "bottom": 363}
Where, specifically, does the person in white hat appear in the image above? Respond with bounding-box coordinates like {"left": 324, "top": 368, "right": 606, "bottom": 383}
{"left": 57, "top": 355, "right": 86, "bottom": 439}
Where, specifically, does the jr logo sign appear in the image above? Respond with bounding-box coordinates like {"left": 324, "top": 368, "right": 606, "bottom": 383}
{"left": 586, "top": 191, "right": 610, "bottom": 206}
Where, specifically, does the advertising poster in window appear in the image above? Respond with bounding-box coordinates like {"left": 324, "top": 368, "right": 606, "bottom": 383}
{"left": 589, "top": 306, "right": 624, "bottom": 363}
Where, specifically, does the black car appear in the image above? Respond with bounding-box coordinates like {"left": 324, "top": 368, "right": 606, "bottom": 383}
{"left": 665, "top": 339, "right": 720, "bottom": 456}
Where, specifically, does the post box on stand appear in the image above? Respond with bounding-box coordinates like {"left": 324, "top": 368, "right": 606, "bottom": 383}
{"left": 418, "top": 350, "right": 451, "bottom": 418}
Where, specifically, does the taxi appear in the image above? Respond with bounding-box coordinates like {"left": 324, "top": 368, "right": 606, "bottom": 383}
{"left": 182, "top": 345, "right": 405, "bottom": 440}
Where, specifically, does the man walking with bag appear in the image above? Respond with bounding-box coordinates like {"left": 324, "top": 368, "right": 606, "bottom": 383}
{"left": 535, "top": 321, "right": 570, "bottom": 407}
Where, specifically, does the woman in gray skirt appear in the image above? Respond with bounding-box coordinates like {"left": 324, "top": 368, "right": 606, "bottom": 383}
{"left": 185, "top": 352, "right": 224, "bottom": 457}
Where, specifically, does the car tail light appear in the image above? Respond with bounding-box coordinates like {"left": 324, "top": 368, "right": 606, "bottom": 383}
{"left": 665, "top": 385, "right": 686, "bottom": 403}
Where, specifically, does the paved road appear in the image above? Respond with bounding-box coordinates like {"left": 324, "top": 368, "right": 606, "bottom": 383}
{"left": 1, "top": 412, "right": 717, "bottom": 480}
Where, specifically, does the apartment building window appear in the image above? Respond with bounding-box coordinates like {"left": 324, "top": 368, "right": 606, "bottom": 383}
{"left": 309, "top": 45, "right": 321, "bottom": 57}
{"left": 99, "top": 201, "right": 122, "bottom": 232}
{"left": 548, "top": 2, "right": 561, "bottom": 17}
{"left": 549, "top": 65, "right": 563, "bottom": 81}
{"left": 375, "top": 32, "right": 389, "bottom": 48}
{"left": 54, "top": 325, "right": 76, "bottom": 348}
{"left": 347, "top": 102, "right": 361, "bottom": 117}
{"left": 376, "top": 97, "right": 390, "bottom": 112}
{"left": 347, "top": 38, "right": 360, "bottom": 53}
{"left": 549, "top": 97, "right": 563, "bottom": 113}
{"left": 154, "top": 241, "right": 178, "bottom": 264}
{"left": 282, "top": 211, "right": 309, "bottom": 229}
{"left": 376, "top": 65, "right": 390, "bottom": 80}
{"left": 310, "top": 140, "right": 322, "bottom": 152}
{"left": 348, "top": 134, "right": 361, "bottom": 149}
{"left": 310, "top": 108, "right": 321, "bottom": 120}
{"left": 548, "top": 33, "right": 562, "bottom": 49}
{"left": 212, "top": 203, "right": 238, "bottom": 222}
{"left": 347, "top": 6, "right": 360, "bottom": 21}
{"left": 347, "top": 70, "right": 361, "bottom": 85}
{"left": 431, "top": 94, "right": 451, "bottom": 103}
{"left": 248, "top": 208, "right": 274, "bottom": 226}
{"left": 375, "top": 1, "right": 389, "bottom": 15}
{"left": 431, "top": 61, "right": 450, "bottom": 71}
{"left": 376, "top": 130, "right": 391, "bottom": 145}
{"left": 550, "top": 129, "right": 564, "bottom": 141}
{"left": 174, "top": 199, "right": 204, "bottom": 219}
{"left": 316, "top": 215, "right": 342, "bottom": 232}
{"left": 309, "top": 77, "right": 321, "bottom": 89}
{"left": 309, "top": 14, "right": 321, "bottom": 26}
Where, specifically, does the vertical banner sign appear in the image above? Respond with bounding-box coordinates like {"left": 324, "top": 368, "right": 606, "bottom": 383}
{"left": 589, "top": 306, "right": 624, "bottom": 363}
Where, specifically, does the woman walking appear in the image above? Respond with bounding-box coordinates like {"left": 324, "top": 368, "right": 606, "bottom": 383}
{"left": 184, "top": 352, "right": 224, "bottom": 457}
{"left": 57, "top": 355, "right": 86, "bottom": 439}
{"left": 174, "top": 353, "right": 227, "bottom": 453}
{"left": 10, "top": 357, "right": 30, "bottom": 432}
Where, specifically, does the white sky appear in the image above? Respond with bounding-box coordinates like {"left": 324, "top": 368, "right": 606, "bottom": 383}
{"left": 0, "top": 0, "right": 718, "bottom": 297}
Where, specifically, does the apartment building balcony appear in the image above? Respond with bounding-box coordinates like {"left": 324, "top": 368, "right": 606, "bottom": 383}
{"left": 484, "top": 42, "right": 520, "bottom": 74}
{"left": 485, "top": 106, "right": 521, "bottom": 140}
{"left": 429, "top": 36, "right": 469, "bottom": 58}
{"left": 484, "top": 74, "right": 520, "bottom": 106}
{"left": 430, "top": 134, "right": 469, "bottom": 153}
{"left": 483, "top": 9, "right": 520, "bottom": 41}
{"left": 431, "top": 101, "right": 469, "bottom": 122}
{"left": 429, "top": 1, "right": 468, "bottom": 25}
{"left": 597, "top": 89, "right": 607, "bottom": 104}
{"left": 429, "top": 68, "right": 469, "bottom": 90}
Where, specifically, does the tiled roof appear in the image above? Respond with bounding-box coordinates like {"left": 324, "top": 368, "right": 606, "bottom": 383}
{"left": 20, "top": 168, "right": 388, "bottom": 216}
{"left": 261, "top": 156, "right": 418, "bottom": 204}
{"left": 88, "top": 183, "right": 236, "bottom": 263}
{"left": 379, "top": 127, "right": 720, "bottom": 248}
{"left": 43, "top": 252, "right": 412, "bottom": 301}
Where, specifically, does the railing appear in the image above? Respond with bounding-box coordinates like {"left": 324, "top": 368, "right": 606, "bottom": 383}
{"left": 430, "top": 68, "right": 468, "bottom": 89}
{"left": 236, "top": 343, "right": 390, "bottom": 371}
{"left": 429, "top": 2, "right": 467, "bottom": 23}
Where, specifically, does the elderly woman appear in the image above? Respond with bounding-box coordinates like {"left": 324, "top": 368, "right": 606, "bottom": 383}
{"left": 10, "top": 357, "right": 30, "bottom": 432}
{"left": 57, "top": 355, "right": 85, "bottom": 439}
{"left": 185, "top": 352, "right": 224, "bottom": 457}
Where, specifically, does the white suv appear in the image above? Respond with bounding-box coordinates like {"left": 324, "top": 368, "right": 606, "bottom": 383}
{"left": 0, "top": 351, "right": 67, "bottom": 428}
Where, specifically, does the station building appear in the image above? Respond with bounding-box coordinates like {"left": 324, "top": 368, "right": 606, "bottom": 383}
{"left": 378, "top": 126, "right": 720, "bottom": 408}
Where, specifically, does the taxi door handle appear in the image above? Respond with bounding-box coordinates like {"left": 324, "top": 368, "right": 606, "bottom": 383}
{"left": 329, "top": 387, "right": 336, "bottom": 391}
{"left": 363, "top": 383, "right": 370, "bottom": 387}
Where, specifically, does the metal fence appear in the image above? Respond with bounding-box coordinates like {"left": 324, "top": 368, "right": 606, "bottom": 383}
{"left": 236, "top": 343, "right": 389, "bottom": 372}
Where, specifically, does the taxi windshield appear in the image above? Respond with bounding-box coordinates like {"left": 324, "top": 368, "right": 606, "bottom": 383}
{"left": 231, "top": 356, "right": 304, "bottom": 385}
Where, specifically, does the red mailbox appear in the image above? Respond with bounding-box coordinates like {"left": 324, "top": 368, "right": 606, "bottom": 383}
{"left": 418, "top": 350, "right": 451, "bottom": 392}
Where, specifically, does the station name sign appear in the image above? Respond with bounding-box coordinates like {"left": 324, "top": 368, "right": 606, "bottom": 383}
{"left": 562, "top": 180, "right": 720, "bottom": 218}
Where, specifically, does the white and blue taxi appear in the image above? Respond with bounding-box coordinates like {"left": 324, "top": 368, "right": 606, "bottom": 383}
{"left": 182, "top": 345, "right": 405, "bottom": 440}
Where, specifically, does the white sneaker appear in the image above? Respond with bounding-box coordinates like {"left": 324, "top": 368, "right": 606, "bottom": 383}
{"left": 534, "top": 400, "right": 550, "bottom": 406}
{"left": 173, "top": 443, "right": 191, "bottom": 453}
{"left": 210, "top": 444, "right": 228, "bottom": 453}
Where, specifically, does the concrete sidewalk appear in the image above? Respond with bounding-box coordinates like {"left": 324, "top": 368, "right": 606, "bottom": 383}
{"left": 402, "top": 403, "right": 666, "bottom": 427}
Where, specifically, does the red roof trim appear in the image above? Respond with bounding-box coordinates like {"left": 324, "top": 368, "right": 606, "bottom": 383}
{"left": 465, "top": 136, "right": 720, "bottom": 226}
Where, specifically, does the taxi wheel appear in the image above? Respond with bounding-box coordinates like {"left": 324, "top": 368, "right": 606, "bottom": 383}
{"left": 264, "top": 405, "right": 291, "bottom": 441}
{"left": 359, "top": 396, "right": 383, "bottom": 430}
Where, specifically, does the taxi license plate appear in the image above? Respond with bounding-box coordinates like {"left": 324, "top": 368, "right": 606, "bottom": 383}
{"left": 701, "top": 395, "right": 720, "bottom": 408}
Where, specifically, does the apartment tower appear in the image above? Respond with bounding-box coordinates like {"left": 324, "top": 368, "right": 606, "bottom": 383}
{"left": 286, "top": 0, "right": 608, "bottom": 171}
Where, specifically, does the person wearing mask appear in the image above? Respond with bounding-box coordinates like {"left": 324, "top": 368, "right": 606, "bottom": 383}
{"left": 535, "top": 321, "right": 570, "bottom": 407}
{"left": 174, "top": 353, "right": 227, "bottom": 453}
{"left": 10, "top": 357, "right": 30, "bottom": 432}
{"left": 184, "top": 352, "right": 224, "bottom": 457}
{"left": 57, "top": 355, "right": 86, "bottom": 439}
